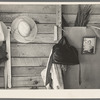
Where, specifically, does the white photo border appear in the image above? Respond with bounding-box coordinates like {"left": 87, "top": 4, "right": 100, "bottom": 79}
{"left": 0, "top": 2, "right": 100, "bottom": 99}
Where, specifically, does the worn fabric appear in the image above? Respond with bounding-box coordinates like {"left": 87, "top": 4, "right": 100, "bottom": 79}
{"left": 0, "top": 21, "right": 8, "bottom": 42}
{"left": 41, "top": 36, "right": 81, "bottom": 89}
{"left": 0, "top": 42, "right": 8, "bottom": 64}
{"left": 41, "top": 64, "right": 64, "bottom": 89}
{"left": 51, "top": 64, "right": 64, "bottom": 89}
{"left": 41, "top": 49, "right": 64, "bottom": 89}
{"left": 52, "top": 36, "right": 79, "bottom": 65}
{"left": 52, "top": 36, "right": 81, "bottom": 85}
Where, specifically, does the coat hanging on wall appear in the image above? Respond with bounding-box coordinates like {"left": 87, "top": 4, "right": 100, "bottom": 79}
{"left": 41, "top": 36, "right": 81, "bottom": 89}
{"left": 0, "top": 21, "right": 8, "bottom": 64}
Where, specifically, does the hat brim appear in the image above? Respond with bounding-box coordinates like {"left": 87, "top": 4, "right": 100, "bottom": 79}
{"left": 11, "top": 16, "right": 37, "bottom": 43}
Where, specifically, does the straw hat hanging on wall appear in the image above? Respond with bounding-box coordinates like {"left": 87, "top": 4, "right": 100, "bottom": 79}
{"left": 11, "top": 16, "right": 37, "bottom": 43}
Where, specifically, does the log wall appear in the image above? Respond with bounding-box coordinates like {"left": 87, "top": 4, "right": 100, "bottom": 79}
{"left": 0, "top": 5, "right": 56, "bottom": 89}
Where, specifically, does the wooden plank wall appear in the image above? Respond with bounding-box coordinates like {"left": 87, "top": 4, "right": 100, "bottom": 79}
{"left": 62, "top": 4, "right": 100, "bottom": 89}
{"left": 62, "top": 5, "right": 100, "bottom": 26}
{"left": 0, "top": 5, "right": 56, "bottom": 89}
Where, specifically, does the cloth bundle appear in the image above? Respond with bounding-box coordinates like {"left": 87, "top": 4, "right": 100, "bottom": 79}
{"left": 52, "top": 36, "right": 79, "bottom": 65}
{"left": 0, "top": 21, "right": 8, "bottom": 64}
{"left": 41, "top": 36, "right": 80, "bottom": 89}
{"left": 41, "top": 50, "right": 64, "bottom": 89}
{"left": 0, "top": 42, "right": 8, "bottom": 64}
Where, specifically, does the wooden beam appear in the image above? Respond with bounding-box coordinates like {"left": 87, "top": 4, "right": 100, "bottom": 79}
{"left": 0, "top": 5, "right": 56, "bottom": 14}
{"left": 11, "top": 34, "right": 55, "bottom": 44}
{"left": 12, "top": 76, "right": 43, "bottom": 87}
{"left": 63, "top": 15, "right": 100, "bottom": 24}
{"left": 11, "top": 58, "right": 48, "bottom": 67}
{"left": 0, "top": 13, "right": 56, "bottom": 24}
{"left": 7, "top": 86, "right": 46, "bottom": 89}
{"left": 11, "top": 44, "right": 54, "bottom": 57}
{"left": 63, "top": 5, "right": 100, "bottom": 14}
{"left": 5, "top": 27, "right": 11, "bottom": 88}
{"left": 4, "top": 62, "right": 7, "bottom": 89}
{"left": 56, "top": 5, "right": 62, "bottom": 41}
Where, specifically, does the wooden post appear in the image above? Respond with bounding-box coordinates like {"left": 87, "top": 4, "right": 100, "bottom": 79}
{"left": 5, "top": 27, "right": 11, "bottom": 89}
{"left": 4, "top": 61, "right": 8, "bottom": 89}
{"left": 56, "top": 5, "right": 62, "bottom": 41}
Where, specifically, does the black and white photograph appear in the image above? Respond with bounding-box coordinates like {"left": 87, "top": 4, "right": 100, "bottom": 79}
{"left": 82, "top": 37, "right": 96, "bottom": 54}
{"left": 1, "top": 2, "right": 100, "bottom": 98}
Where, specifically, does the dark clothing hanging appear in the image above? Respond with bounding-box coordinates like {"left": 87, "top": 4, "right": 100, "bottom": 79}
{"left": 45, "top": 36, "right": 81, "bottom": 88}
{"left": 0, "top": 41, "right": 8, "bottom": 64}
{"left": 52, "top": 36, "right": 79, "bottom": 65}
